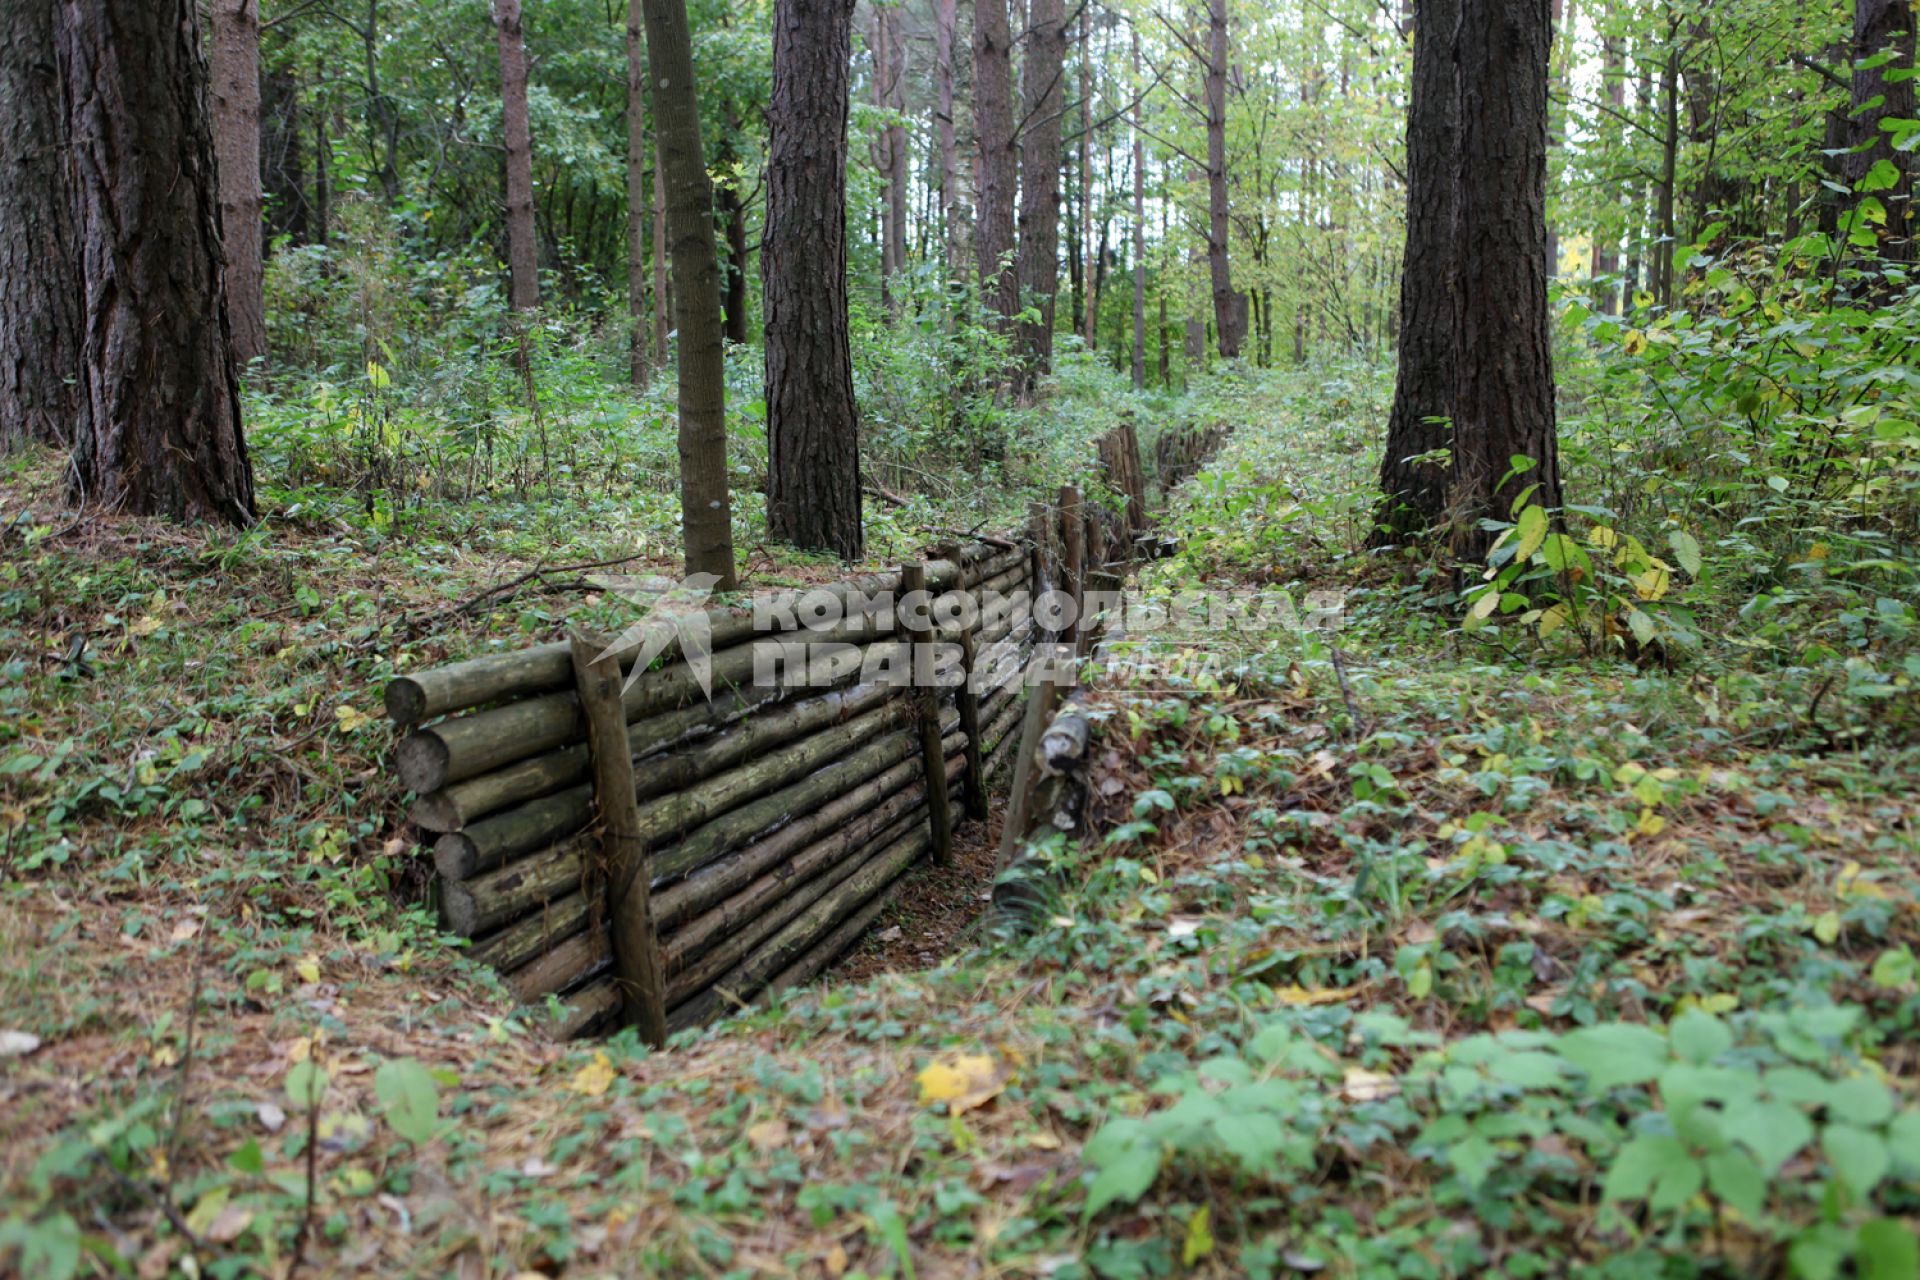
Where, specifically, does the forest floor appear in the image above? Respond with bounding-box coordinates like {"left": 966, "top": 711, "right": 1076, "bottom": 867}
{"left": 3, "top": 373, "right": 1919, "bottom": 1279}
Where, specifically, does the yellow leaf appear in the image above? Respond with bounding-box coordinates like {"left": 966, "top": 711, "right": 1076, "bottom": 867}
{"left": 1812, "top": 911, "right": 1842, "bottom": 946}
{"left": 335, "top": 705, "right": 373, "bottom": 733}
{"left": 745, "top": 1119, "right": 789, "bottom": 1151}
{"left": 916, "top": 1053, "right": 1003, "bottom": 1113}
{"left": 1182, "top": 1205, "right": 1215, "bottom": 1266}
{"left": 1635, "top": 809, "right": 1666, "bottom": 837}
{"left": 1835, "top": 861, "right": 1888, "bottom": 900}
{"left": 570, "top": 1050, "right": 616, "bottom": 1097}
{"left": 1273, "top": 984, "right": 1358, "bottom": 1007}
{"left": 129, "top": 614, "right": 162, "bottom": 637}
{"left": 295, "top": 955, "right": 321, "bottom": 985}
{"left": 1589, "top": 526, "right": 1620, "bottom": 551}
{"left": 1623, "top": 329, "right": 1648, "bottom": 356}
{"left": 1806, "top": 541, "right": 1831, "bottom": 561}
{"left": 1341, "top": 1067, "right": 1399, "bottom": 1102}
{"left": 1630, "top": 565, "right": 1672, "bottom": 601}
{"left": 824, "top": 1245, "right": 849, "bottom": 1277}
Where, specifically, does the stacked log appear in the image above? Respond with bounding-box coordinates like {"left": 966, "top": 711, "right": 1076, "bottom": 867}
{"left": 386, "top": 538, "right": 1043, "bottom": 1039}
{"left": 1153, "top": 421, "right": 1231, "bottom": 495}
{"left": 1093, "top": 419, "right": 1149, "bottom": 564}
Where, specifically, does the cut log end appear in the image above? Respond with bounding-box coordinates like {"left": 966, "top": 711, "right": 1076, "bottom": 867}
{"left": 384, "top": 676, "right": 429, "bottom": 725}
{"left": 395, "top": 731, "right": 452, "bottom": 795}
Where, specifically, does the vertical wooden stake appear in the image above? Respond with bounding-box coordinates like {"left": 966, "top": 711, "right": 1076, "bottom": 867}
{"left": 899, "top": 563, "right": 955, "bottom": 865}
{"left": 569, "top": 632, "right": 669, "bottom": 1046}
{"left": 1059, "top": 484, "right": 1085, "bottom": 649}
{"left": 953, "top": 624, "right": 989, "bottom": 820}
{"left": 1027, "top": 499, "right": 1049, "bottom": 594}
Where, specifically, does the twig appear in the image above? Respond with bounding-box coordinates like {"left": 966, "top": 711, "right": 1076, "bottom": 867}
{"left": 376, "top": 552, "right": 648, "bottom": 646}
{"left": 1329, "top": 645, "right": 1370, "bottom": 739}
{"left": 288, "top": 1032, "right": 323, "bottom": 1279}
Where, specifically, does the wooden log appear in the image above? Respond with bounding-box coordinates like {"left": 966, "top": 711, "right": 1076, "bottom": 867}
{"left": 444, "top": 830, "right": 594, "bottom": 937}
{"left": 668, "top": 824, "right": 931, "bottom": 1031}
{"left": 650, "top": 712, "right": 957, "bottom": 883}
{"left": 395, "top": 610, "right": 900, "bottom": 793}
{"left": 506, "top": 925, "right": 609, "bottom": 1004}
{"left": 650, "top": 725, "right": 963, "bottom": 929}
{"left": 537, "top": 975, "right": 622, "bottom": 1041}
{"left": 1028, "top": 499, "right": 1051, "bottom": 597}
{"left": 383, "top": 551, "right": 1009, "bottom": 724}
{"left": 663, "top": 789, "right": 926, "bottom": 984}
{"left": 951, "top": 625, "right": 989, "bottom": 820}
{"left": 411, "top": 639, "right": 911, "bottom": 832}
{"left": 434, "top": 690, "right": 919, "bottom": 880}
{"left": 570, "top": 632, "right": 668, "bottom": 1044}
{"left": 981, "top": 686, "right": 1025, "bottom": 756}
{"left": 664, "top": 806, "right": 923, "bottom": 1006}
{"left": 763, "top": 882, "right": 895, "bottom": 1000}
{"left": 994, "top": 665, "right": 1065, "bottom": 875}
{"left": 468, "top": 890, "right": 590, "bottom": 973}
{"left": 901, "top": 564, "right": 954, "bottom": 866}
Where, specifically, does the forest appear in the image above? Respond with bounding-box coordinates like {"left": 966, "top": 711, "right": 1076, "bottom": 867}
{"left": 3, "top": 0, "right": 1920, "bottom": 1274}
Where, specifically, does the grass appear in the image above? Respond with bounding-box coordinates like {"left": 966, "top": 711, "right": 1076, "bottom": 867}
{"left": 2, "top": 364, "right": 1918, "bottom": 1279}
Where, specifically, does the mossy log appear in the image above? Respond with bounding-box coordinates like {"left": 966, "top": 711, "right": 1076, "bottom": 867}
{"left": 468, "top": 890, "right": 591, "bottom": 973}
{"left": 505, "top": 925, "right": 610, "bottom": 1004}
{"left": 444, "top": 715, "right": 956, "bottom": 936}
{"left": 396, "top": 611, "right": 901, "bottom": 793}
{"left": 434, "top": 690, "right": 917, "bottom": 880}
{"left": 533, "top": 975, "right": 622, "bottom": 1041}
{"left": 384, "top": 547, "right": 1012, "bottom": 725}
{"left": 763, "top": 885, "right": 895, "bottom": 1002}
{"left": 667, "top": 824, "right": 931, "bottom": 1031}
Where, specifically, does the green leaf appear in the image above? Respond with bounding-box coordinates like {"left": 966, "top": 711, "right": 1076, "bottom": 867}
{"left": 1513, "top": 505, "right": 1549, "bottom": 563}
{"left": 228, "top": 1138, "right": 264, "bottom": 1175}
{"left": 1489, "top": 1050, "right": 1563, "bottom": 1089}
{"left": 1447, "top": 1132, "right": 1499, "bottom": 1190}
{"left": 1726, "top": 1099, "right": 1813, "bottom": 1175}
{"left": 1669, "top": 1010, "right": 1732, "bottom": 1065}
{"left": 374, "top": 1057, "right": 441, "bottom": 1146}
{"left": 1858, "top": 158, "right": 1903, "bottom": 192}
{"left": 285, "top": 1060, "right": 329, "bottom": 1109}
{"left": 1603, "top": 1133, "right": 1698, "bottom": 1213}
{"left": 1085, "top": 1142, "right": 1160, "bottom": 1217}
{"left": 1628, "top": 609, "right": 1657, "bottom": 647}
{"left": 1824, "top": 1123, "right": 1890, "bottom": 1194}
{"left": 1667, "top": 530, "right": 1703, "bottom": 577}
{"left": 1826, "top": 1076, "right": 1895, "bottom": 1128}
{"left": 1559, "top": 1023, "right": 1669, "bottom": 1091}
{"left": 1858, "top": 1218, "right": 1920, "bottom": 1280}
{"left": 1871, "top": 947, "right": 1916, "bottom": 990}
{"left": 1889, "top": 1112, "right": 1920, "bottom": 1173}
{"left": 1705, "top": 1150, "right": 1767, "bottom": 1222}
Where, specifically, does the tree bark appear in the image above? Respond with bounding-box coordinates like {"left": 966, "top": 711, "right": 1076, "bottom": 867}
{"left": 1204, "top": 0, "right": 1246, "bottom": 358}
{"left": 1451, "top": 0, "right": 1561, "bottom": 560}
{"left": 1015, "top": 0, "right": 1067, "bottom": 386}
{"left": 872, "top": 8, "right": 908, "bottom": 316}
{"left": 1591, "top": 9, "right": 1623, "bottom": 313}
{"left": 626, "top": 0, "right": 651, "bottom": 387}
{"left": 0, "top": 0, "right": 83, "bottom": 449}
{"left": 718, "top": 137, "right": 751, "bottom": 343}
{"left": 653, "top": 134, "right": 670, "bottom": 362}
{"left": 60, "top": 0, "right": 255, "bottom": 524}
{"left": 765, "top": 0, "right": 865, "bottom": 559}
{"left": 1131, "top": 45, "right": 1147, "bottom": 388}
{"left": 494, "top": 0, "right": 539, "bottom": 310}
{"left": 974, "top": 0, "right": 1018, "bottom": 325}
{"left": 260, "top": 49, "right": 307, "bottom": 247}
{"left": 933, "top": 0, "right": 960, "bottom": 260}
{"left": 1845, "top": 0, "right": 1916, "bottom": 266}
{"left": 1375, "top": 0, "right": 1459, "bottom": 541}
{"left": 642, "top": 0, "right": 737, "bottom": 587}
{"left": 210, "top": 0, "right": 266, "bottom": 367}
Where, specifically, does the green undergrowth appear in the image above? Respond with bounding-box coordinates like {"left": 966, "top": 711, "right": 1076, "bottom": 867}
{"left": 4, "top": 362, "right": 1919, "bottom": 1278}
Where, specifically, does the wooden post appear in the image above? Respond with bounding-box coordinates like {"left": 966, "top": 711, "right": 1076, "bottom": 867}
{"left": 899, "top": 564, "right": 955, "bottom": 865}
{"left": 953, "top": 624, "right": 990, "bottom": 820}
{"left": 1059, "top": 484, "right": 1085, "bottom": 649}
{"left": 1027, "top": 499, "right": 1049, "bottom": 594}
{"left": 568, "top": 632, "right": 669, "bottom": 1046}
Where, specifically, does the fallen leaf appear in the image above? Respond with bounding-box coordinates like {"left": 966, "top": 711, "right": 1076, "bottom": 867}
{"left": 823, "top": 1244, "right": 848, "bottom": 1277}
{"left": 169, "top": 919, "right": 201, "bottom": 943}
{"left": 256, "top": 1102, "right": 286, "bottom": 1132}
{"left": 1166, "top": 917, "right": 1205, "bottom": 939}
{"left": 876, "top": 926, "right": 904, "bottom": 944}
{"left": 917, "top": 1053, "right": 1004, "bottom": 1113}
{"left": 203, "top": 1204, "right": 253, "bottom": 1244}
{"left": 570, "top": 1051, "right": 616, "bottom": 1097}
{"left": 0, "top": 1030, "right": 43, "bottom": 1057}
{"left": 1341, "top": 1067, "right": 1398, "bottom": 1102}
{"left": 1273, "top": 984, "right": 1358, "bottom": 1007}
{"left": 746, "top": 1119, "right": 789, "bottom": 1151}
{"left": 521, "top": 1157, "right": 557, "bottom": 1177}
{"left": 295, "top": 955, "right": 321, "bottom": 985}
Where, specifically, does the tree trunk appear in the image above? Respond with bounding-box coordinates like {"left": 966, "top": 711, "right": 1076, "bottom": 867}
{"left": 210, "top": 0, "right": 266, "bottom": 367}
{"left": 1374, "top": 0, "right": 1459, "bottom": 541}
{"left": 718, "top": 136, "right": 751, "bottom": 344}
{"left": 934, "top": 0, "right": 960, "bottom": 261}
{"left": 1079, "top": 10, "right": 1096, "bottom": 346}
{"left": 765, "top": 0, "right": 864, "bottom": 559}
{"left": 495, "top": 0, "right": 539, "bottom": 310}
{"left": 60, "top": 0, "right": 256, "bottom": 524}
{"left": 261, "top": 51, "right": 308, "bottom": 247}
{"left": 642, "top": 0, "right": 737, "bottom": 587}
{"left": 1591, "top": 10, "right": 1623, "bottom": 313}
{"left": 1204, "top": 0, "right": 1246, "bottom": 358}
{"left": 973, "top": 0, "right": 1018, "bottom": 325}
{"left": 1451, "top": 0, "right": 1561, "bottom": 560}
{"left": 1131, "top": 30, "right": 1147, "bottom": 389}
{"left": 626, "top": 0, "right": 651, "bottom": 388}
{"left": 1652, "top": 10, "right": 1679, "bottom": 307}
{"left": 653, "top": 134, "right": 670, "bottom": 362}
{"left": 1015, "top": 0, "right": 1066, "bottom": 387}
{"left": 0, "top": 0, "right": 83, "bottom": 449}
{"left": 1846, "top": 0, "right": 1917, "bottom": 267}
{"left": 884, "top": 13, "right": 908, "bottom": 311}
